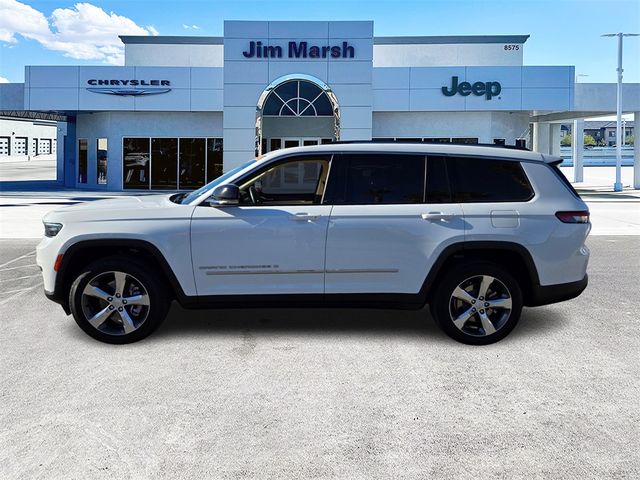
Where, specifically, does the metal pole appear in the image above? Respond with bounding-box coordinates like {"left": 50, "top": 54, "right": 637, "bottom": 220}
{"left": 614, "top": 33, "right": 623, "bottom": 191}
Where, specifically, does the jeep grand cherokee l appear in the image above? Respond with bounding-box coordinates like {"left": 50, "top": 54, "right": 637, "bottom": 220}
{"left": 37, "top": 143, "right": 590, "bottom": 345}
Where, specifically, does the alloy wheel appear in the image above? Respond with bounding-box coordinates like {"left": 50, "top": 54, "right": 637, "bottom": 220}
{"left": 80, "top": 271, "right": 151, "bottom": 336}
{"left": 449, "top": 275, "right": 513, "bottom": 337}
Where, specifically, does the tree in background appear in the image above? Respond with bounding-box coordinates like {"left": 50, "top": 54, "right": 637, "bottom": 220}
{"left": 625, "top": 135, "right": 634, "bottom": 145}
{"left": 561, "top": 133, "right": 598, "bottom": 147}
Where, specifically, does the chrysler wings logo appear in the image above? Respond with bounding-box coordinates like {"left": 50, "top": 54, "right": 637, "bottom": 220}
{"left": 86, "top": 79, "right": 171, "bottom": 96}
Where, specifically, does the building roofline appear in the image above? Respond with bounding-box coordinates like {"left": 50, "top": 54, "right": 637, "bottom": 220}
{"left": 374, "top": 35, "right": 530, "bottom": 45}
{"left": 119, "top": 36, "right": 224, "bottom": 45}
{"left": 119, "top": 34, "right": 530, "bottom": 46}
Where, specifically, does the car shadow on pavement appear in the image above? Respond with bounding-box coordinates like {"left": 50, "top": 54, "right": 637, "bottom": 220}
{"left": 148, "top": 303, "right": 566, "bottom": 342}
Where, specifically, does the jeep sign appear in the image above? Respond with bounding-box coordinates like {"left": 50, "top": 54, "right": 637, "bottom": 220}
{"left": 442, "top": 76, "right": 502, "bottom": 100}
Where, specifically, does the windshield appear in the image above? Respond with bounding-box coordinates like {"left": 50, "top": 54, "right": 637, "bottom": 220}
{"left": 180, "top": 160, "right": 256, "bottom": 205}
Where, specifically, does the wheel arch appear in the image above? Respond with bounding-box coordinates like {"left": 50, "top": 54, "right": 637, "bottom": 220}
{"left": 421, "top": 241, "right": 540, "bottom": 306}
{"left": 55, "top": 239, "right": 188, "bottom": 313}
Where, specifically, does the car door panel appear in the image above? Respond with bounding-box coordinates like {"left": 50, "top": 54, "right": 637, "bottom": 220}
{"left": 191, "top": 205, "right": 331, "bottom": 296}
{"left": 325, "top": 204, "right": 464, "bottom": 294}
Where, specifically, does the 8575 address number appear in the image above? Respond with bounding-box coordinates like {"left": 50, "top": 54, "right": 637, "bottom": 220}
{"left": 504, "top": 44, "right": 520, "bottom": 51}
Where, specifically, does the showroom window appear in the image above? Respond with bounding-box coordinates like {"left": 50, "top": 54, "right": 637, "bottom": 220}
{"left": 78, "top": 139, "right": 88, "bottom": 184}
{"left": 151, "top": 138, "right": 178, "bottom": 189}
{"left": 371, "top": 137, "right": 479, "bottom": 144}
{"left": 179, "top": 138, "right": 206, "bottom": 189}
{"left": 123, "top": 138, "right": 150, "bottom": 189}
{"left": 123, "top": 137, "right": 223, "bottom": 190}
{"left": 97, "top": 138, "right": 108, "bottom": 185}
{"left": 207, "top": 138, "right": 223, "bottom": 183}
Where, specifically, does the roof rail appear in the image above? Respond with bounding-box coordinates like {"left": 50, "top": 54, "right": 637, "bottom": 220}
{"left": 329, "top": 140, "right": 530, "bottom": 151}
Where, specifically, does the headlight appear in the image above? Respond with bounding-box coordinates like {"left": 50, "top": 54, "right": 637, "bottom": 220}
{"left": 44, "top": 222, "right": 63, "bottom": 237}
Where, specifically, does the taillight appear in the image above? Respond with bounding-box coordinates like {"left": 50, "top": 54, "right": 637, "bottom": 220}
{"left": 555, "top": 211, "right": 590, "bottom": 224}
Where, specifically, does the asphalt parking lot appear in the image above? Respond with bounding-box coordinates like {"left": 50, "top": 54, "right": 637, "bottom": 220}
{"left": 1, "top": 235, "right": 639, "bottom": 479}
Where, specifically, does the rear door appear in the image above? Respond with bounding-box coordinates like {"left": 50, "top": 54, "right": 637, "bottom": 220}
{"left": 323, "top": 153, "right": 465, "bottom": 295}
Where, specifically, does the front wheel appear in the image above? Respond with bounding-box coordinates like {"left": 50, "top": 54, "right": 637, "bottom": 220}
{"left": 69, "top": 257, "right": 170, "bottom": 344}
{"left": 430, "top": 262, "right": 523, "bottom": 345}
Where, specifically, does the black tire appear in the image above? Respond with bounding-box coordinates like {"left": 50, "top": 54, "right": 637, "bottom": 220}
{"left": 430, "top": 261, "right": 523, "bottom": 345}
{"left": 69, "top": 256, "right": 170, "bottom": 344}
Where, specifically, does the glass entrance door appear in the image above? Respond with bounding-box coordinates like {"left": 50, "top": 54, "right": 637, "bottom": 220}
{"left": 266, "top": 137, "right": 332, "bottom": 153}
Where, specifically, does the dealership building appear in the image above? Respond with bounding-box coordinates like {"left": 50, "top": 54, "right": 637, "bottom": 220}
{"left": 1, "top": 20, "right": 639, "bottom": 191}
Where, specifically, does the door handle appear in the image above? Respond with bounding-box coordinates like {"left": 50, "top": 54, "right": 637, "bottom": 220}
{"left": 290, "top": 213, "right": 321, "bottom": 221}
{"left": 421, "top": 212, "right": 454, "bottom": 221}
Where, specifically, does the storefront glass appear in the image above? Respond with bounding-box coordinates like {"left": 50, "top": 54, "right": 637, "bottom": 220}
{"left": 206, "top": 138, "right": 223, "bottom": 183}
{"left": 123, "top": 138, "right": 150, "bottom": 189}
{"left": 78, "top": 139, "right": 88, "bottom": 184}
{"left": 97, "top": 138, "right": 107, "bottom": 184}
{"left": 123, "top": 137, "right": 222, "bottom": 190}
{"left": 179, "top": 138, "right": 206, "bottom": 189}
{"left": 151, "top": 138, "right": 178, "bottom": 189}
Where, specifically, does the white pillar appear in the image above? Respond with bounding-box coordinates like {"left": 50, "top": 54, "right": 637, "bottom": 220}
{"left": 634, "top": 112, "right": 640, "bottom": 189}
{"left": 550, "top": 124, "right": 561, "bottom": 157}
{"left": 572, "top": 119, "right": 585, "bottom": 182}
{"left": 533, "top": 122, "right": 551, "bottom": 154}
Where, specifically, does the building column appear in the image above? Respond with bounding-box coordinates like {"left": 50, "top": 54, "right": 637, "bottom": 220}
{"left": 572, "top": 119, "right": 584, "bottom": 182}
{"left": 550, "top": 124, "right": 561, "bottom": 157}
{"left": 532, "top": 122, "right": 551, "bottom": 154}
{"left": 635, "top": 112, "right": 640, "bottom": 190}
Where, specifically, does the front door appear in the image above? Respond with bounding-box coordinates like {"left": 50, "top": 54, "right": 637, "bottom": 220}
{"left": 324, "top": 153, "right": 465, "bottom": 295}
{"left": 190, "top": 153, "right": 333, "bottom": 296}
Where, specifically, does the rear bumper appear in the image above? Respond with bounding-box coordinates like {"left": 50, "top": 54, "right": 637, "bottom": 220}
{"left": 527, "top": 274, "right": 588, "bottom": 307}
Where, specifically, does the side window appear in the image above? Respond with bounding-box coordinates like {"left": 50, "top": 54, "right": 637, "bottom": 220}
{"left": 238, "top": 155, "right": 331, "bottom": 205}
{"left": 327, "top": 154, "right": 425, "bottom": 205}
{"left": 447, "top": 156, "right": 534, "bottom": 203}
{"left": 425, "top": 156, "right": 451, "bottom": 203}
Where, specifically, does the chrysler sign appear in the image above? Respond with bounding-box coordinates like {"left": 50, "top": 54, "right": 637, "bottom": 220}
{"left": 86, "top": 79, "right": 171, "bottom": 96}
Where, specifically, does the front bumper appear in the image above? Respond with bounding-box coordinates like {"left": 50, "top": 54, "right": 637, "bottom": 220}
{"left": 526, "top": 274, "right": 588, "bottom": 307}
{"left": 44, "top": 289, "right": 71, "bottom": 314}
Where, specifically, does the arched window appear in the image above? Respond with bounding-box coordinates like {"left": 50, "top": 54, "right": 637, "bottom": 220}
{"left": 262, "top": 80, "right": 334, "bottom": 117}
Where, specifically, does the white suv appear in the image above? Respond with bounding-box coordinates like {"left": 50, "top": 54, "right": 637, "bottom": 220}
{"left": 37, "top": 143, "right": 590, "bottom": 345}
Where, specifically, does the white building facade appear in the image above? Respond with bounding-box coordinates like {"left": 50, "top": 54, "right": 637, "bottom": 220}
{"left": 1, "top": 21, "right": 638, "bottom": 191}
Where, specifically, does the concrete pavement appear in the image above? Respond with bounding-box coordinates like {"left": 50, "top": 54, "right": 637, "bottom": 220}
{"left": 1, "top": 236, "right": 639, "bottom": 479}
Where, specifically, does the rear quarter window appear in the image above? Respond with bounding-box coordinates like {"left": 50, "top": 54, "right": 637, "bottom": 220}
{"left": 447, "top": 156, "right": 534, "bottom": 203}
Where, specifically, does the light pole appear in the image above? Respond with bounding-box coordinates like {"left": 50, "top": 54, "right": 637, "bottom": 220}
{"left": 601, "top": 32, "right": 639, "bottom": 192}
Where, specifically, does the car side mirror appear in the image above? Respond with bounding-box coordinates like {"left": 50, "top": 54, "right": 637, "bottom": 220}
{"left": 208, "top": 184, "right": 239, "bottom": 206}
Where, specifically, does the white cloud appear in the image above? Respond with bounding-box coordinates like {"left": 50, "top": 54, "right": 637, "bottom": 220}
{"left": 0, "top": 76, "right": 10, "bottom": 83}
{"left": 182, "top": 24, "right": 200, "bottom": 30}
{"left": 0, "top": 0, "right": 159, "bottom": 65}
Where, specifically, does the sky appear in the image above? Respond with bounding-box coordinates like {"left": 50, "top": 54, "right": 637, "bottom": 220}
{"left": 0, "top": 0, "right": 639, "bottom": 86}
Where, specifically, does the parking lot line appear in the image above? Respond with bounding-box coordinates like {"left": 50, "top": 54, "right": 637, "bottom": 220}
{"left": 0, "top": 251, "right": 36, "bottom": 269}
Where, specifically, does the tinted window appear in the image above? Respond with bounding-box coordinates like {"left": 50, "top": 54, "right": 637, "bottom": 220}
{"left": 328, "top": 154, "right": 425, "bottom": 205}
{"left": 426, "top": 156, "right": 451, "bottom": 203}
{"left": 447, "top": 156, "right": 534, "bottom": 202}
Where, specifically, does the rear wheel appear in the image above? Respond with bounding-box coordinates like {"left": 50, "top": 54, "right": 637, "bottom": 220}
{"left": 431, "top": 262, "right": 523, "bottom": 345}
{"left": 69, "top": 257, "right": 170, "bottom": 344}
